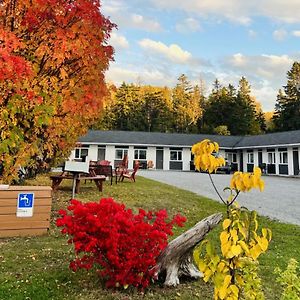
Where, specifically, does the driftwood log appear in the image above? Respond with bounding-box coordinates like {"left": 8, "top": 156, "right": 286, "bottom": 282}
{"left": 155, "top": 212, "right": 223, "bottom": 286}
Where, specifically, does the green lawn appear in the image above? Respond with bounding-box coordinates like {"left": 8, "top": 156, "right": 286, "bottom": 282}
{"left": 0, "top": 174, "right": 299, "bottom": 300}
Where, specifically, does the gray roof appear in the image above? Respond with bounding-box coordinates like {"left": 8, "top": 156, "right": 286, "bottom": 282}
{"left": 234, "top": 130, "right": 300, "bottom": 148}
{"left": 78, "top": 129, "right": 300, "bottom": 149}
{"left": 79, "top": 130, "right": 241, "bottom": 148}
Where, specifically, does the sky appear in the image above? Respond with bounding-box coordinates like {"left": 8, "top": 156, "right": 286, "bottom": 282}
{"left": 102, "top": 0, "right": 300, "bottom": 112}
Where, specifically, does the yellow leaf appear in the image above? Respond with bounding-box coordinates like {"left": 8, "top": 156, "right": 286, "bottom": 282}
{"left": 229, "top": 284, "right": 239, "bottom": 297}
{"left": 231, "top": 245, "right": 242, "bottom": 256}
{"left": 249, "top": 244, "right": 261, "bottom": 260}
{"left": 230, "top": 229, "right": 238, "bottom": 243}
{"left": 220, "top": 231, "right": 230, "bottom": 244}
{"left": 256, "top": 236, "right": 269, "bottom": 252}
{"left": 219, "top": 286, "right": 228, "bottom": 299}
{"left": 238, "top": 241, "right": 249, "bottom": 254}
{"left": 217, "top": 261, "right": 226, "bottom": 272}
{"left": 221, "top": 241, "right": 231, "bottom": 256}
{"left": 198, "top": 259, "right": 207, "bottom": 272}
{"left": 222, "top": 219, "right": 231, "bottom": 230}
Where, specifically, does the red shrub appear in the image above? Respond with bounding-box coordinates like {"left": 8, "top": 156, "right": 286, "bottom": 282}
{"left": 56, "top": 198, "right": 186, "bottom": 289}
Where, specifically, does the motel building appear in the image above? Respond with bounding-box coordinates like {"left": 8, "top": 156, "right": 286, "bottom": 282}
{"left": 69, "top": 130, "right": 300, "bottom": 176}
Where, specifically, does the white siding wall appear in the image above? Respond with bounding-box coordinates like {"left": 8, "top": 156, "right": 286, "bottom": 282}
{"left": 105, "top": 145, "right": 115, "bottom": 166}
{"left": 288, "top": 147, "right": 294, "bottom": 175}
{"left": 262, "top": 149, "right": 268, "bottom": 166}
{"left": 275, "top": 149, "right": 279, "bottom": 175}
{"left": 163, "top": 147, "right": 170, "bottom": 170}
{"left": 253, "top": 149, "right": 258, "bottom": 167}
{"left": 147, "top": 147, "right": 156, "bottom": 168}
{"left": 128, "top": 146, "right": 135, "bottom": 169}
{"left": 87, "top": 145, "right": 98, "bottom": 161}
{"left": 219, "top": 149, "right": 226, "bottom": 159}
{"left": 69, "top": 149, "right": 76, "bottom": 160}
{"left": 182, "top": 148, "right": 191, "bottom": 171}
{"left": 243, "top": 150, "right": 247, "bottom": 171}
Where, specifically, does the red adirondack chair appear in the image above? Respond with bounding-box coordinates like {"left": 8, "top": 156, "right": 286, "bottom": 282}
{"left": 120, "top": 161, "right": 140, "bottom": 182}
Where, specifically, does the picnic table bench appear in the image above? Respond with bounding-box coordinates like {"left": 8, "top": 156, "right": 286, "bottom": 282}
{"left": 50, "top": 172, "right": 106, "bottom": 193}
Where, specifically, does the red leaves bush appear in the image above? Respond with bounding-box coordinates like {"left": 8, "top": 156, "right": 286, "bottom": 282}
{"left": 56, "top": 198, "right": 186, "bottom": 289}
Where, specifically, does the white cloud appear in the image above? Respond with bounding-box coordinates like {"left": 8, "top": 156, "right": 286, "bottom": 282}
{"left": 106, "top": 64, "right": 175, "bottom": 86}
{"left": 102, "top": 0, "right": 125, "bottom": 15}
{"left": 292, "top": 30, "right": 300, "bottom": 37}
{"left": 139, "top": 39, "right": 194, "bottom": 64}
{"left": 130, "top": 14, "right": 161, "bottom": 32}
{"left": 221, "top": 53, "right": 298, "bottom": 110}
{"left": 151, "top": 0, "right": 300, "bottom": 25}
{"left": 110, "top": 32, "right": 129, "bottom": 50}
{"left": 102, "top": 1, "right": 162, "bottom": 32}
{"left": 252, "top": 85, "right": 278, "bottom": 112}
{"left": 273, "top": 29, "right": 288, "bottom": 41}
{"left": 176, "top": 18, "right": 201, "bottom": 33}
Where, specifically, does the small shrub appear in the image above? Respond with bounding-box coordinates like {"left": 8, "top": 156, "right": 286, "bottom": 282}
{"left": 192, "top": 139, "right": 271, "bottom": 300}
{"left": 275, "top": 258, "right": 300, "bottom": 300}
{"left": 57, "top": 198, "right": 186, "bottom": 289}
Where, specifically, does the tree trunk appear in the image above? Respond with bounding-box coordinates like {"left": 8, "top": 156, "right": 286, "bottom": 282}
{"left": 155, "top": 212, "right": 223, "bottom": 286}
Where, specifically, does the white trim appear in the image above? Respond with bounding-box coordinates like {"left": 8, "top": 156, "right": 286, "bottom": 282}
{"left": 79, "top": 142, "right": 235, "bottom": 149}
{"left": 234, "top": 143, "right": 300, "bottom": 149}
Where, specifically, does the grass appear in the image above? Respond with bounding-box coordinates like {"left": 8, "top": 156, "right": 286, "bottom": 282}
{"left": 0, "top": 174, "right": 299, "bottom": 299}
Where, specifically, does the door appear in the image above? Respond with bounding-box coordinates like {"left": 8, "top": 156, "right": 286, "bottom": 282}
{"left": 239, "top": 152, "right": 243, "bottom": 172}
{"left": 97, "top": 148, "right": 106, "bottom": 161}
{"left": 258, "top": 151, "right": 262, "bottom": 166}
{"left": 293, "top": 149, "right": 299, "bottom": 175}
{"left": 156, "top": 149, "right": 163, "bottom": 169}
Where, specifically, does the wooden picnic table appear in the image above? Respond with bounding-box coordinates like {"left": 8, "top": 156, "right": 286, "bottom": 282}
{"left": 50, "top": 172, "right": 106, "bottom": 193}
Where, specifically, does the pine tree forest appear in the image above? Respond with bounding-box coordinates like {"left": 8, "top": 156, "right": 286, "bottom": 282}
{"left": 94, "top": 75, "right": 266, "bottom": 135}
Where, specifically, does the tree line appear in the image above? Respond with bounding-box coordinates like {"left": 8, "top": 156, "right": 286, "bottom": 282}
{"left": 95, "top": 62, "right": 300, "bottom": 135}
{"left": 94, "top": 75, "right": 265, "bottom": 135}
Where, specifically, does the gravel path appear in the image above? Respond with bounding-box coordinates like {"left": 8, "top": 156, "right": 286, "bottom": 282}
{"left": 139, "top": 170, "right": 300, "bottom": 226}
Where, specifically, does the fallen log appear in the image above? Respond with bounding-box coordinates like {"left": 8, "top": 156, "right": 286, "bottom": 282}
{"left": 155, "top": 212, "right": 223, "bottom": 286}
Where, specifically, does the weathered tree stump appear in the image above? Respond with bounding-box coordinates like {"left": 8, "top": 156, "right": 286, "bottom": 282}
{"left": 155, "top": 212, "right": 223, "bottom": 286}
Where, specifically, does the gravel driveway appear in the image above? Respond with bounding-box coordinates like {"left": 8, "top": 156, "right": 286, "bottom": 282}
{"left": 139, "top": 170, "right": 300, "bottom": 226}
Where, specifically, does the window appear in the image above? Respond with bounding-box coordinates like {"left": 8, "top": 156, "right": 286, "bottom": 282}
{"left": 279, "top": 150, "right": 288, "bottom": 164}
{"left": 134, "top": 149, "right": 147, "bottom": 160}
{"left": 247, "top": 152, "right": 254, "bottom": 164}
{"left": 170, "top": 149, "right": 182, "bottom": 161}
{"left": 115, "top": 149, "right": 128, "bottom": 160}
{"left": 268, "top": 152, "right": 276, "bottom": 164}
{"left": 75, "top": 145, "right": 89, "bottom": 159}
{"left": 226, "top": 153, "right": 237, "bottom": 163}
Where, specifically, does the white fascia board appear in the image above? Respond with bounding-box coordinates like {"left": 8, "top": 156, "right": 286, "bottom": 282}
{"left": 234, "top": 143, "right": 300, "bottom": 149}
{"left": 79, "top": 142, "right": 233, "bottom": 150}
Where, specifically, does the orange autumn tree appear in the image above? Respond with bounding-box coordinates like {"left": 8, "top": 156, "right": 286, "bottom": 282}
{"left": 0, "top": 0, "right": 115, "bottom": 183}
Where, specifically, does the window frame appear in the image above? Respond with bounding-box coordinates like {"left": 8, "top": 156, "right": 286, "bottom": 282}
{"left": 268, "top": 152, "right": 276, "bottom": 164}
{"left": 226, "top": 153, "right": 237, "bottom": 163}
{"left": 74, "top": 145, "right": 89, "bottom": 159}
{"left": 279, "top": 151, "right": 288, "bottom": 164}
{"left": 115, "top": 148, "right": 128, "bottom": 160}
{"left": 134, "top": 149, "right": 147, "bottom": 160}
{"left": 170, "top": 149, "right": 182, "bottom": 161}
{"left": 247, "top": 152, "right": 254, "bottom": 164}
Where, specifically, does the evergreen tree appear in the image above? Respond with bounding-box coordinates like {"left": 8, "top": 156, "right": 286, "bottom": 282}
{"left": 234, "top": 77, "right": 261, "bottom": 135}
{"left": 273, "top": 62, "right": 300, "bottom": 131}
{"left": 139, "top": 87, "right": 173, "bottom": 132}
{"left": 171, "top": 74, "right": 202, "bottom": 133}
{"left": 203, "top": 77, "right": 262, "bottom": 135}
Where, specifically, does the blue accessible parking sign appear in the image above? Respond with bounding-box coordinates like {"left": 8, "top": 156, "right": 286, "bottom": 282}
{"left": 17, "top": 193, "right": 35, "bottom": 217}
